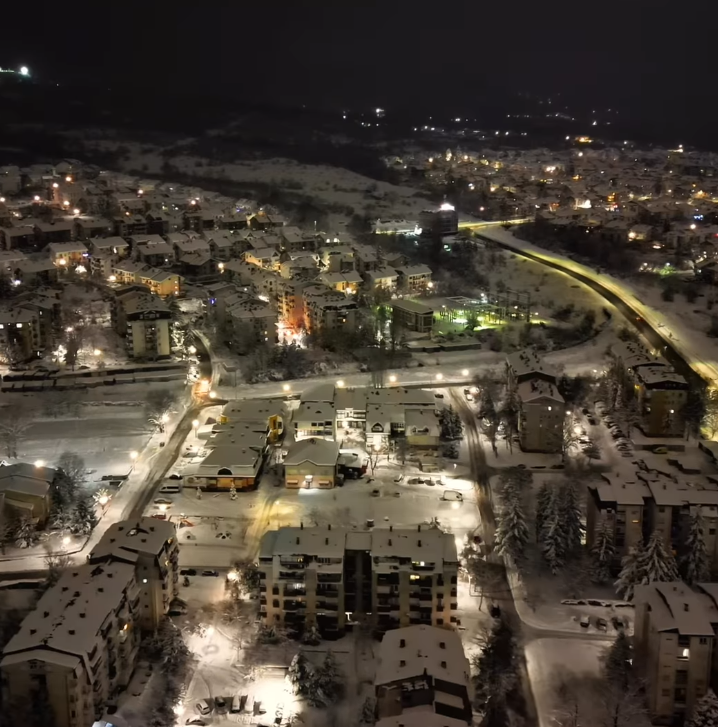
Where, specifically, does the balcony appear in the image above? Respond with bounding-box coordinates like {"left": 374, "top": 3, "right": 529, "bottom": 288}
{"left": 283, "top": 600, "right": 305, "bottom": 612}
{"left": 283, "top": 587, "right": 306, "bottom": 598}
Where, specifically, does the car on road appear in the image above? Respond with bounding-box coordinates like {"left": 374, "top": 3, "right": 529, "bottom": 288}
{"left": 186, "top": 720, "right": 207, "bottom": 726}
{"left": 168, "top": 473, "right": 183, "bottom": 480}
{"left": 215, "top": 697, "right": 228, "bottom": 715}
{"left": 442, "top": 490, "right": 463, "bottom": 502}
{"left": 371, "top": 488, "right": 380, "bottom": 497}
{"left": 653, "top": 446, "right": 668, "bottom": 454}
{"left": 180, "top": 569, "right": 197, "bottom": 576}
{"left": 195, "top": 700, "right": 213, "bottom": 716}
{"left": 201, "top": 570, "right": 220, "bottom": 577}
{"left": 159, "top": 484, "right": 181, "bottom": 494}
{"left": 154, "top": 498, "right": 173, "bottom": 505}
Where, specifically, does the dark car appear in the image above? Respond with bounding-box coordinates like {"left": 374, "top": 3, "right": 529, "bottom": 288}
{"left": 215, "top": 697, "right": 228, "bottom": 715}
{"left": 201, "top": 570, "right": 220, "bottom": 577}
{"left": 169, "top": 473, "right": 183, "bottom": 480}
{"left": 180, "top": 569, "right": 197, "bottom": 576}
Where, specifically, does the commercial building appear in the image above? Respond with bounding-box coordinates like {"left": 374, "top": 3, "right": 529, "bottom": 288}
{"left": 283, "top": 438, "right": 340, "bottom": 489}
{"left": 392, "top": 299, "right": 435, "bottom": 334}
{"left": 0, "top": 562, "right": 140, "bottom": 727}
{"left": 375, "top": 625, "right": 472, "bottom": 727}
{"left": 258, "top": 525, "right": 458, "bottom": 639}
{"left": 88, "top": 517, "right": 179, "bottom": 631}
{"left": 634, "top": 582, "right": 718, "bottom": 724}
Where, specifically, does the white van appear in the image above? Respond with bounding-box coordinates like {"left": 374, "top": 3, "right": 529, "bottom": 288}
{"left": 441, "top": 490, "right": 463, "bottom": 502}
{"left": 159, "top": 483, "right": 181, "bottom": 494}
{"left": 231, "top": 694, "right": 246, "bottom": 713}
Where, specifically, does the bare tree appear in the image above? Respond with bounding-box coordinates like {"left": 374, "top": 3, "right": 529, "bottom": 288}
{"left": 0, "top": 415, "right": 33, "bottom": 459}
{"left": 43, "top": 547, "right": 72, "bottom": 589}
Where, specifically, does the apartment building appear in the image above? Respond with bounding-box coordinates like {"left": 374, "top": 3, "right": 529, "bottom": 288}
{"left": 364, "top": 266, "right": 398, "bottom": 292}
{"left": 634, "top": 582, "right": 718, "bottom": 724}
{"left": 88, "top": 517, "right": 178, "bottom": 631}
{"left": 587, "top": 468, "right": 718, "bottom": 572}
{"left": 396, "top": 264, "right": 433, "bottom": 293}
{"left": 0, "top": 562, "right": 140, "bottom": 727}
{"left": 611, "top": 342, "right": 688, "bottom": 437}
{"left": 258, "top": 525, "right": 458, "bottom": 639}
{"left": 506, "top": 348, "right": 558, "bottom": 388}
{"left": 112, "top": 289, "right": 171, "bottom": 360}
{"left": 375, "top": 626, "right": 472, "bottom": 727}
{"left": 392, "top": 299, "right": 435, "bottom": 334}
{"left": 0, "top": 306, "right": 43, "bottom": 361}
{"left": 303, "top": 284, "right": 358, "bottom": 333}
{"left": 515, "top": 379, "right": 566, "bottom": 453}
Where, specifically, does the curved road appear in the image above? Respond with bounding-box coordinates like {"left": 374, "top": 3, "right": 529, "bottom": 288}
{"left": 476, "top": 226, "right": 713, "bottom": 388}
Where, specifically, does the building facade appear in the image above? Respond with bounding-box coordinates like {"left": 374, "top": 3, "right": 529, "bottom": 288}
{"left": 258, "top": 526, "right": 458, "bottom": 639}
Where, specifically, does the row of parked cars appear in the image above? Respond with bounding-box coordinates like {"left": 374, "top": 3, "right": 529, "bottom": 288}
{"left": 601, "top": 411, "right": 635, "bottom": 459}
{"left": 190, "top": 695, "right": 267, "bottom": 722}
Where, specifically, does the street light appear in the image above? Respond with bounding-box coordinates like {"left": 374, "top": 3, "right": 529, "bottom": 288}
{"left": 34, "top": 459, "right": 44, "bottom": 468}
{"left": 129, "top": 451, "right": 138, "bottom": 461}
{"left": 336, "top": 380, "right": 345, "bottom": 388}
{"left": 93, "top": 349, "right": 102, "bottom": 357}
{"left": 435, "top": 373, "right": 443, "bottom": 381}
{"left": 62, "top": 536, "right": 71, "bottom": 547}
{"left": 73, "top": 208, "right": 80, "bottom": 216}
{"left": 389, "top": 374, "right": 397, "bottom": 383}
{"left": 461, "top": 369, "right": 469, "bottom": 377}
{"left": 33, "top": 195, "right": 40, "bottom": 202}
{"left": 98, "top": 495, "right": 109, "bottom": 507}
{"left": 192, "top": 419, "right": 200, "bottom": 429}
{"left": 161, "top": 413, "right": 169, "bottom": 424}
{"left": 65, "top": 326, "right": 74, "bottom": 333}
{"left": 188, "top": 345, "right": 197, "bottom": 355}
{"left": 283, "top": 383, "right": 291, "bottom": 392}
{"left": 209, "top": 391, "right": 217, "bottom": 399}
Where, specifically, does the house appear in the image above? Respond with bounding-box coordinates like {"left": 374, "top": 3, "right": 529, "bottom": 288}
{"left": 634, "top": 582, "right": 718, "bottom": 724}
{"left": 364, "top": 266, "right": 399, "bottom": 292}
{"left": 0, "top": 562, "right": 140, "bottom": 727}
{"left": 243, "top": 247, "right": 281, "bottom": 271}
{"left": 35, "top": 220, "right": 74, "bottom": 244}
{"left": 506, "top": 348, "right": 558, "bottom": 388}
{"left": 133, "top": 237, "right": 174, "bottom": 266}
{"left": 185, "top": 437, "right": 266, "bottom": 491}
{"left": 218, "top": 400, "right": 283, "bottom": 443}
{"left": 375, "top": 626, "right": 472, "bottom": 727}
{"left": 283, "top": 438, "right": 340, "bottom": 488}
{"left": 205, "top": 232, "right": 236, "bottom": 261}
{"left": 396, "top": 264, "right": 432, "bottom": 293}
{"left": 303, "top": 284, "right": 358, "bottom": 333}
{"left": 392, "top": 299, "right": 434, "bottom": 333}
{"left": 178, "top": 251, "right": 214, "bottom": 280}
{"left": 0, "top": 223, "right": 36, "bottom": 249}
{"left": 293, "top": 401, "right": 336, "bottom": 440}
{"left": 0, "top": 307, "right": 43, "bottom": 361}
{"left": 319, "top": 270, "right": 363, "bottom": 294}
{"left": 258, "top": 525, "right": 458, "bottom": 639}
{"left": 319, "top": 245, "right": 355, "bottom": 273}
{"left": 88, "top": 517, "right": 178, "bottom": 631}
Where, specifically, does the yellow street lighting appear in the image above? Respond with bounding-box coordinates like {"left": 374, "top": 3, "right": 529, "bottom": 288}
{"left": 283, "top": 383, "right": 291, "bottom": 392}
{"left": 192, "top": 419, "right": 200, "bottom": 429}
{"left": 188, "top": 345, "right": 197, "bottom": 355}
{"left": 209, "top": 391, "right": 217, "bottom": 399}
{"left": 65, "top": 176, "right": 72, "bottom": 182}
{"left": 93, "top": 349, "right": 102, "bottom": 356}
{"left": 336, "top": 380, "right": 345, "bottom": 388}
{"left": 73, "top": 208, "right": 80, "bottom": 215}
{"left": 33, "top": 195, "right": 40, "bottom": 202}
{"left": 52, "top": 182, "right": 59, "bottom": 189}
{"left": 389, "top": 374, "right": 397, "bottom": 383}
{"left": 461, "top": 369, "right": 469, "bottom": 377}
{"left": 161, "top": 413, "right": 169, "bottom": 424}
{"left": 62, "top": 536, "right": 71, "bottom": 546}
{"left": 98, "top": 495, "right": 109, "bottom": 506}
{"left": 58, "top": 258, "right": 66, "bottom": 266}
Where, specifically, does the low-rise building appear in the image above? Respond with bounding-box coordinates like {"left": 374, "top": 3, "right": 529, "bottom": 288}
{"left": 258, "top": 525, "right": 458, "bottom": 639}
{"left": 303, "top": 284, "right": 358, "bottom": 333}
{"left": 506, "top": 348, "right": 558, "bottom": 388}
{"left": 0, "top": 562, "right": 140, "bottom": 727}
{"left": 392, "top": 299, "right": 434, "bottom": 333}
{"left": 112, "top": 289, "right": 171, "bottom": 360}
{"left": 634, "top": 582, "right": 718, "bottom": 725}
{"left": 88, "top": 517, "right": 178, "bottom": 631}
{"left": 0, "top": 462, "right": 55, "bottom": 526}
{"left": 283, "top": 438, "right": 340, "bottom": 489}
{"left": 364, "top": 266, "right": 398, "bottom": 292}
{"left": 46, "top": 241, "right": 88, "bottom": 269}
{"left": 0, "top": 306, "right": 43, "bottom": 361}
{"left": 293, "top": 401, "right": 336, "bottom": 440}
{"left": 396, "top": 264, "right": 433, "bottom": 293}
{"left": 375, "top": 625, "right": 472, "bottom": 727}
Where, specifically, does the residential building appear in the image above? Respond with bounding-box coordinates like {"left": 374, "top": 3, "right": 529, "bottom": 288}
{"left": 293, "top": 400, "right": 336, "bottom": 440}
{"left": 634, "top": 582, "right": 718, "bottom": 724}
{"left": 303, "top": 284, "right": 358, "bottom": 333}
{"left": 114, "top": 291, "right": 172, "bottom": 360}
{"left": 506, "top": 348, "right": 558, "bottom": 388}
{"left": 133, "top": 236, "right": 174, "bottom": 266}
{"left": 218, "top": 400, "right": 283, "bottom": 443}
{"left": 611, "top": 342, "right": 689, "bottom": 437}
{"left": 396, "top": 264, "right": 433, "bottom": 293}
{"left": 74, "top": 216, "right": 113, "bottom": 240}
{"left": 244, "top": 247, "right": 281, "bottom": 271}
{"left": 185, "top": 431, "right": 266, "bottom": 491}
{"left": 335, "top": 387, "right": 368, "bottom": 435}
{"left": 0, "top": 562, "right": 140, "bottom": 727}
{"left": 392, "top": 299, "right": 434, "bottom": 334}
{"left": 258, "top": 525, "right": 458, "bottom": 639}
{"left": 364, "top": 266, "right": 398, "bottom": 292}
{"left": 319, "top": 245, "right": 355, "bottom": 273}
{"left": 284, "top": 438, "right": 340, "bottom": 489}
{"left": 419, "top": 203, "right": 460, "bottom": 237}
{"left": 112, "top": 262, "right": 180, "bottom": 297}
{"left": 516, "top": 379, "right": 566, "bottom": 453}
{"left": 375, "top": 626, "right": 472, "bottom": 727}
{"left": 319, "top": 270, "right": 363, "bottom": 294}
{"left": 88, "top": 517, "right": 178, "bottom": 631}
{"left": 0, "top": 306, "right": 43, "bottom": 361}
{"left": 46, "top": 241, "right": 88, "bottom": 268}
{"left": 0, "top": 223, "right": 36, "bottom": 249}
{"left": 0, "top": 462, "right": 55, "bottom": 526}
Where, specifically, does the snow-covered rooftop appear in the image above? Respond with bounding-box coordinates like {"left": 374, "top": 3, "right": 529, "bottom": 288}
{"left": 89, "top": 517, "right": 175, "bottom": 563}
{"left": 635, "top": 582, "right": 718, "bottom": 636}
{"left": 284, "top": 438, "right": 339, "bottom": 467}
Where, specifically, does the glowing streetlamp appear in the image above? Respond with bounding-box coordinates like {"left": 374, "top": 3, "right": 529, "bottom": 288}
{"left": 192, "top": 419, "right": 200, "bottom": 429}
{"left": 93, "top": 349, "right": 102, "bottom": 357}
{"left": 0, "top": 197, "right": 5, "bottom": 203}
{"left": 98, "top": 494, "right": 109, "bottom": 507}
{"left": 161, "top": 413, "right": 169, "bottom": 424}
{"left": 73, "top": 208, "right": 80, "bottom": 215}
{"left": 62, "top": 536, "right": 71, "bottom": 547}
{"left": 19, "top": 66, "right": 29, "bottom": 77}
{"left": 389, "top": 374, "right": 397, "bottom": 383}
{"left": 226, "top": 570, "right": 239, "bottom": 582}
{"left": 62, "top": 200, "right": 69, "bottom": 207}
{"left": 58, "top": 258, "right": 66, "bottom": 266}
{"left": 461, "top": 369, "right": 469, "bottom": 377}
{"left": 209, "top": 391, "right": 217, "bottom": 399}
{"left": 52, "top": 182, "right": 59, "bottom": 189}
{"left": 65, "top": 176, "right": 72, "bottom": 182}
{"left": 336, "top": 380, "right": 345, "bottom": 388}
{"left": 187, "top": 345, "right": 197, "bottom": 355}
{"left": 34, "top": 459, "right": 45, "bottom": 468}
{"left": 435, "top": 373, "right": 443, "bottom": 381}
{"left": 33, "top": 195, "right": 40, "bottom": 202}
{"left": 65, "top": 326, "right": 74, "bottom": 333}
{"left": 283, "top": 383, "right": 291, "bottom": 392}
{"left": 129, "top": 451, "right": 138, "bottom": 461}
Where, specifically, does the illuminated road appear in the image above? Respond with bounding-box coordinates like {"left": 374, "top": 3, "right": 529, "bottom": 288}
{"left": 476, "top": 226, "right": 718, "bottom": 387}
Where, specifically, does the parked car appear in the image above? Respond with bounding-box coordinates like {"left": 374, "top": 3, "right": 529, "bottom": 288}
{"left": 195, "top": 700, "right": 213, "bottom": 716}
{"left": 168, "top": 473, "right": 183, "bottom": 480}
{"left": 215, "top": 697, "right": 228, "bottom": 715}
{"left": 371, "top": 489, "right": 380, "bottom": 497}
{"left": 596, "top": 617, "right": 608, "bottom": 632}
{"left": 180, "top": 569, "right": 197, "bottom": 576}
{"left": 154, "top": 498, "right": 173, "bottom": 505}
{"left": 442, "top": 490, "right": 463, "bottom": 502}
{"left": 201, "top": 570, "right": 219, "bottom": 577}
{"left": 186, "top": 720, "right": 208, "bottom": 726}
{"left": 653, "top": 446, "right": 668, "bottom": 454}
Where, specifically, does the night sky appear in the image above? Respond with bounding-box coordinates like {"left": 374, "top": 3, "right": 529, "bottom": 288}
{"left": 4, "top": 0, "right": 717, "bottom": 125}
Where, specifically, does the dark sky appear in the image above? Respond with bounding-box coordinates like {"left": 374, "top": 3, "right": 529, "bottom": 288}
{"left": 3, "top": 0, "right": 716, "bottom": 123}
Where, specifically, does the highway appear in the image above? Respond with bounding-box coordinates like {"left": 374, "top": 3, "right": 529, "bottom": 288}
{"left": 475, "top": 226, "right": 716, "bottom": 388}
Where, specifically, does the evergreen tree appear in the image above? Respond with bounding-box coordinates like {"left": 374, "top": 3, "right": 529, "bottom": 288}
{"left": 494, "top": 481, "right": 529, "bottom": 562}
{"left": 604, "top": 631, "right": 633, "bottom": 691}
{"left": 308, "top": 650, "right": 345, "bottom": 707}
{"left": 13, "top": 513, "right": 36, "bottom": 549}
{"left": 287, "top": 651, "right": 313, "bottom": 696}
{"left": 540, "top": 489, "right": 566, "bottom": 574}
{"left": 689, "top": 689, "right": 718, "bottom": 727}
{"left": 72, "top": 494, "right": 98, "bottom": 536}
{"left": 638, "top": 530, "right": 680, "bottom": 585}
{"left": 359, "top": 696, "right": 376, "bottom": 724}
{"left": 471, "top": 619, "right": 518, "bottom": 712}
{"left": 614, "top": 543, "right": 644, "bottom": 601}
{"left": 559, "top": 480, "right": 585, "bottom": 556}
{"left": 681, "top": 510, "right": 710, "bottom": 585}
{"left": 535, "top": 482, "right": 552, "bottom": 542}
{"left": 439, "top": 406, "right": 464, "bottom": 440}
{"left": 590, "top": 520, "right": 616, "bottom": 584}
